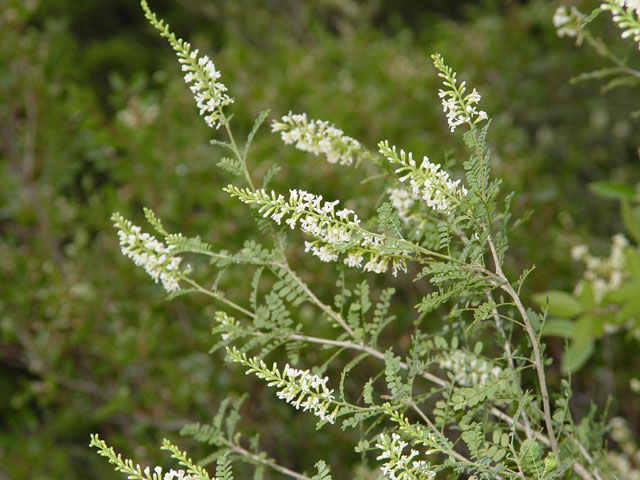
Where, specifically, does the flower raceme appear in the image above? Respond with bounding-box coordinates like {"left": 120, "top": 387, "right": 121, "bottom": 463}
{"left": 228, "top": 348, "right": 338, "bottom": 424}
{"left": 112, "top": 213, "right": 183, "bottom": 293}
{"left": 225, "top": 185, "right": 409, "bottom": 275}
{"left": 432, "top": 53, "right": 488, "bottom": 132}
{"left": 135, "top": 467, "right": 195, "bottom": 480}
{"left": 271, "top": 112, "right": 368, "bottom": 166}
{"left": 141, "top": 0, "right": 233, "bottom": 129}
{"left": 182, "top": 53, "right": 234, "bottom": 129}
{"left": 380, "top": 141, "right": 468, "bottom": 215}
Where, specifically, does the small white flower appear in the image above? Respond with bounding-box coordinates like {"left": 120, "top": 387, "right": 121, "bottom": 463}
{"left": 571, "top": 244, "right": 588, "bottom": 261}
{"left": 164, "top": 469, "right": 197, "bottom": 480}
{"left": 344, "top": 252, "right": 364, "bottom": 268}
{"left": 554, "top": 6, "right": 587, "bottom": 41}
{"left": 375, "top": 433, "right": 436, "bottom": 480}
{"left": 364, "top": 256, "right": 388, "bottom": 274}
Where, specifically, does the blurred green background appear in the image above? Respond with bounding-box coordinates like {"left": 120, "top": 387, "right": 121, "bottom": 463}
{"left": 1, "top": 0, "right": 639, "bottom": 478}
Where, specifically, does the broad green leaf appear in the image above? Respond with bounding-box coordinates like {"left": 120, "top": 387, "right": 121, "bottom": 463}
{"left": 588, "top": 181, "right": 636, "bottom": 200}
{"left": 574, "top": 315, "right": 603, "bottom": 341}
{"left": 533, "top": 291, "right": 583, "bottom": 318}
{"left": 542, "top": 318, "right": 574, "bottom": 338}
{"left": 607, "top": 280, "right": 640, "bottom": 304}
{"left": 616, "top": 297, "right": 640, "bottom": 323}
{"left": 577, "top": 282, "right": 595, "bottom": 310}
{"left": 621, "top": 199, "right": 640, "bottom": 243}
{"left": 561, "top": 338, "right": 594, "bottom": 374}
{"left": 627, "top": 248, "right": 640, "bottom": 279}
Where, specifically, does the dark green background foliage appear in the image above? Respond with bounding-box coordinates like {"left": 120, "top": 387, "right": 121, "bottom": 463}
{"left": 1, "top": 0, "right": 639, "bottom": 478}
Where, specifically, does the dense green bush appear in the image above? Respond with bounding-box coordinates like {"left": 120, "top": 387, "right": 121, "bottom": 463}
{"left": 1, "top": 1, "right": 638, "bottom": 479}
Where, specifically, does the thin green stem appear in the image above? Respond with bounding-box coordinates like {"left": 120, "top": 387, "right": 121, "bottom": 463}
{"left": 224, "top": 119, "right": 256, "bottom": 190}
{"left": 280, "top": 262, "right": 355, "bottom": 336}
{"left": 583, "top": 30, "right": 640, "bottom": 80}
{"left": 183, "top": 277, "right": 256, "bottom": 319}
{"left": 487, "top": 238, "right": 560, "bottom": 461}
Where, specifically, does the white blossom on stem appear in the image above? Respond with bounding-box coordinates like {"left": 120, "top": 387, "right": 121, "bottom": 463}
{"left": 602, "top": 0, "right": 640, "bottom": 49}
{"left": 432, "top": 53, "right": 488, "bottom": 132}
{"left": 181, "top": 52, "right": 234, "bottom": 129}
{"left": 225, "top": 185, "right": 409, "bottom": 276}
{"left": 228, "top": 348, "right": 338, "bottom": 424}
{"left": 553, "top": 6, "right": 586, "bottom": 41}
{"left": 141, "top": 0, "right": 233, "bottom": 129}
{"left": 112, "top": 213, "right": 183, "bottom": 293}
{"left": 380, "top": 141, "right": 467, "bottom": 214}
{"left": 375, "top": 433, "right": 436, "bottom": 480}
{"left": 271, "top": 112, "right": 367, "bottom": 166}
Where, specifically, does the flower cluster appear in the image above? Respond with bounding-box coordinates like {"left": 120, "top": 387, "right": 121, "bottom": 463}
{"left": 141, "top": 467, "right": 196, "bottom": 480}
{"left": 553, "top": 6, "right": 586, "bottom": 42}
{"left": 380, "top": 142, "right": 467, "bottom": 214}
{"left": 225, "top": 185, "right": 408, "bottom": 275}
{"left": 438, "top": 350, "right": 502, "bottom": 387}
{"left": 571, "top": 234, "right": 628, "bottom": 303}
{"left": 141, "top": 0, "right": 233, "bottom": 129}
{"left": 228, "top": 348, "right": 338, "bottom": 424}
{"left": 163, "top": 470, "right": 196, "bottom": 480}
{"left": 182, "top": 53, "right": 234, "bottom": 129}
{"left": 432, "top": 53, "right": 488, "bottom": 132}
{"left": 602, "top": 0, "right": 640, "bottom": 49}
{"left": 271, "top": 112, "right": 367, "bottom": 166}
{"left": 388, "top": 188, "right": 417, "bottom": 223}
{"left": 375, "top": 433, "right": 436, "bottom": 480}
{"left": 112, "top": 213, "right": 183, "bottom": 293}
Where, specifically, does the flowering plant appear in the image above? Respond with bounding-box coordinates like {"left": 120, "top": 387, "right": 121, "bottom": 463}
{"left": 92, "top": 1, "right": 637, "bottom": 480}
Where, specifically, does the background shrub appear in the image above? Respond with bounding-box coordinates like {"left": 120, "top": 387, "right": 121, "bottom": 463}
{"left": 1, "top": 1, "right": 638, "bottom": 478}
